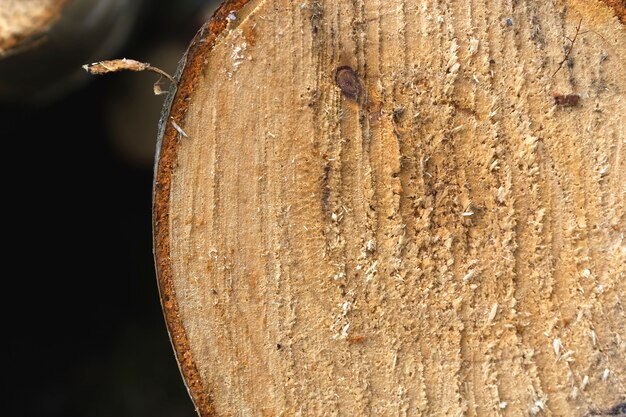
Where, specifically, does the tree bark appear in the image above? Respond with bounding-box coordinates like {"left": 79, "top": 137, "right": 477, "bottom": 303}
{"left": 154, "top": 0, "right": 626, "bottom": 416}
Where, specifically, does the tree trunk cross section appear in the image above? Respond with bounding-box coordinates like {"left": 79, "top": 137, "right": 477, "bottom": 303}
{"left": 154, "top": 0, "right": 626, "bottom": 416}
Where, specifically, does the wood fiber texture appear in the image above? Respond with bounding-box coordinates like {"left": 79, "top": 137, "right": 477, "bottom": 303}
{"left": 154, "top": 0, "right": 626, "bottom": 416}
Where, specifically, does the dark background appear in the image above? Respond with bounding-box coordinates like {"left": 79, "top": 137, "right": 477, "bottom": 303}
{"left": 2, "top": 1, "right": 218, "bottom": 416}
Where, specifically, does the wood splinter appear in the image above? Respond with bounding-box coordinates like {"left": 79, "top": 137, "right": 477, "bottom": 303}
{"left": 335, "top": 65, "right": 363, "bottom": 102}
{"left": 554, "top": 93, "right": 581, "bottom": 107}
{"left": 82, "top": 58, "right": 176, "bottom": 95}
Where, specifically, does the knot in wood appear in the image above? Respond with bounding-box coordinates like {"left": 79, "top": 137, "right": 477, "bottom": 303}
{"left": 335, "top": 66, "right": 362, "bottom": 102}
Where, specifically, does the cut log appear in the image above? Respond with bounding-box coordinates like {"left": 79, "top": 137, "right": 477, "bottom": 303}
{"left": 0, "top": 0, "right": 68, "bottom": 56}
{"left": 154, "top": 0, "right": 626, "bottom": 416}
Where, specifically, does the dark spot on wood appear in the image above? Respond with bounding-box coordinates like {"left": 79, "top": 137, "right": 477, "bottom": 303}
{"left": 567, "top": 57, "right": 575, "bottom": 71}
{"left": 554, "top": 93, "right": 580, "bottom": 107}
{"left": 309, "top": 2, "right": 323, "bottom": 35}
{"left": 321, "top": 162, "right": 331, "bottom": 213}
{"left": 586, "top": 402, "right": 626, "bottom": 416}
{"left": 605, "top": 402, "right": 626, "bottom": 416}
{"left": 392, "top": 106, "right": 406, "bottom": 122}
{"left": 335, "top": 66, "right": 362, "bottom": 101}
{"left": 276, "top": 343, "right": 282, "bottom": 350}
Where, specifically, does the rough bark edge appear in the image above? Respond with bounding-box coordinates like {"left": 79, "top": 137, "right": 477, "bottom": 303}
{"left": 153, "top": 1, "right": 252, "bottom": 416}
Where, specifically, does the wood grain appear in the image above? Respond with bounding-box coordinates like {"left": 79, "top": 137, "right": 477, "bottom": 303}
{"left": 154, "top": 0, "right": 626, "bottom": 415}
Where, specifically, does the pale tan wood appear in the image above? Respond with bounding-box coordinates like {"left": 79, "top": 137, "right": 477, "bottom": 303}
{"left": 154, "top": 0, "right": 626, "bottom": 416}
{"left": 0, "top": 0, "right": 68, "bottom": 55}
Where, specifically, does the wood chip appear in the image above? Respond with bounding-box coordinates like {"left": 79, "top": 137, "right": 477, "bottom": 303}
{"left": 83, "top": 58, "right": 176, "bottom": 84}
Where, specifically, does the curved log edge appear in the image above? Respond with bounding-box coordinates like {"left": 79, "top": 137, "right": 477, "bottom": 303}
{"left": 154, "top": 1, "right": 253, "bottom": 416}
{"left": 154, "top": 0, "right": 625, "bottom": 416}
